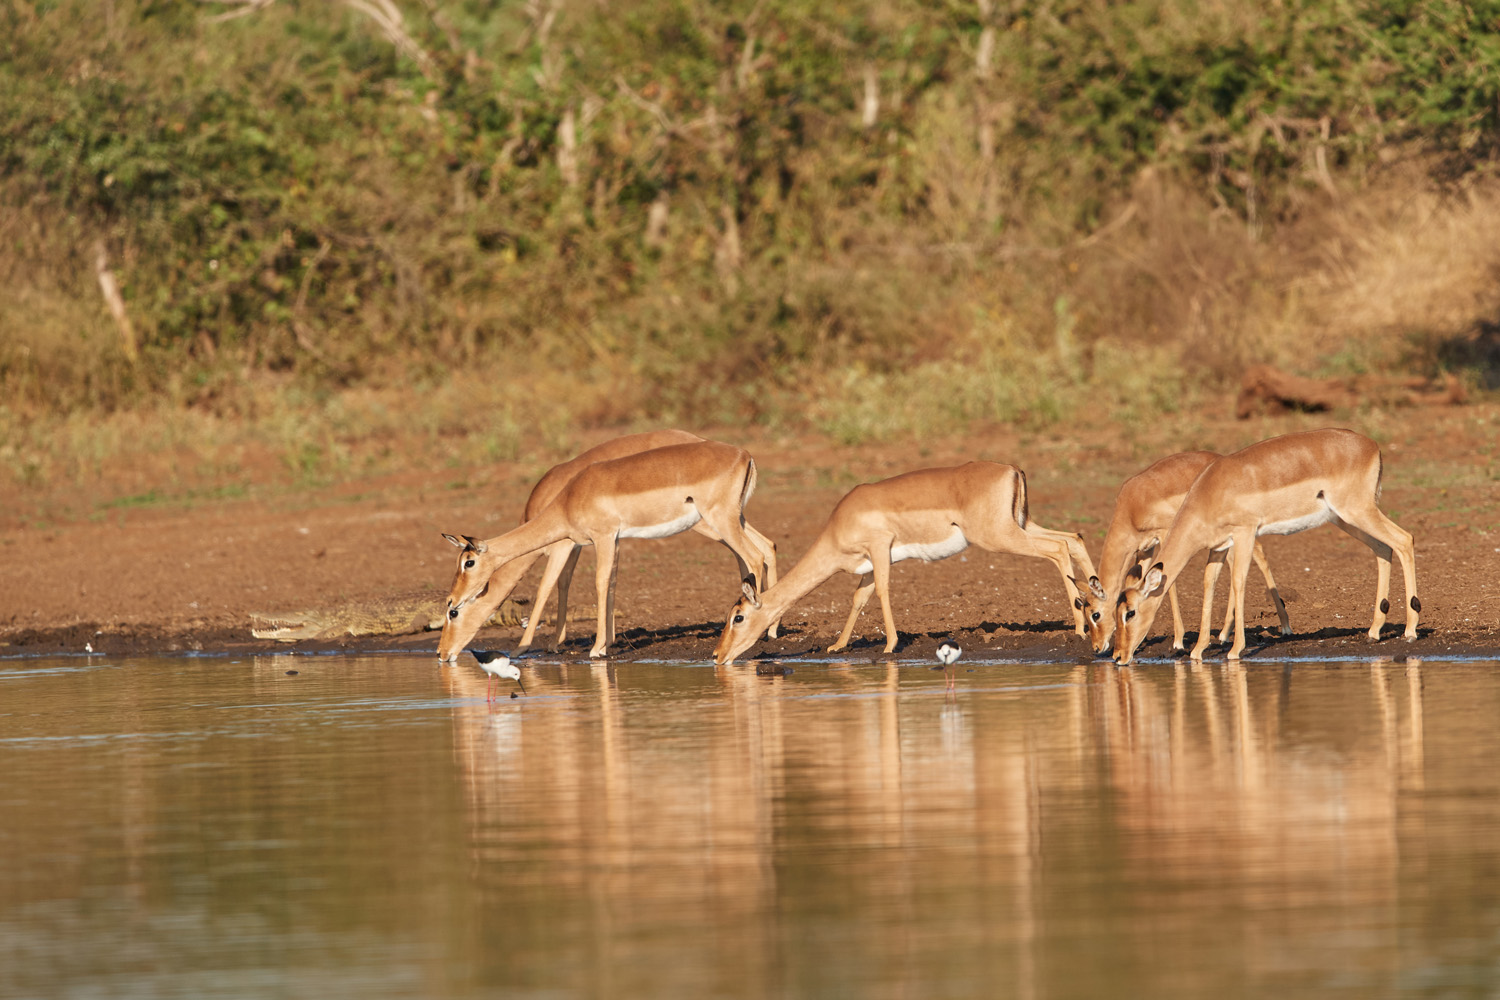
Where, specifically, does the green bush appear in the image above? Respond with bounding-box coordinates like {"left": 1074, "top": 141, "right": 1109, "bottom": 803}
{"left": 1, "top": 0, "right": 1497, "bottom": 421}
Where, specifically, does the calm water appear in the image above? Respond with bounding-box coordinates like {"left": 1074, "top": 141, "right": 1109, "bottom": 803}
{"left": 2, "top": 652, "right": 1499, "bottom": 999}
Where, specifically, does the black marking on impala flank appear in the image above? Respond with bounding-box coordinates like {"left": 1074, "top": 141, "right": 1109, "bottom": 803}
{"left": 1316, "top": 489, "right": 1325, "bottom": 499}
{"left": 1380, "top": 598, "right": 1390, "bottom": 615}
{"left": 685, "top": 496, "right": 694, "bottom": 504}
{"left": 1411, "top": 596, "right": 1422, "bottom": 612}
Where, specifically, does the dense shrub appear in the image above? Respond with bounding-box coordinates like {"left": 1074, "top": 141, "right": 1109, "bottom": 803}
{"left": 2, "top": 0, "right": 1497, "bottom": 418}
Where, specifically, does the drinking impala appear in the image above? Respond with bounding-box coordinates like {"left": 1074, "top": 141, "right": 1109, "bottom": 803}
{"left": 714, "top": 461, "right": 1096, "bottom": 664}
{"left": 1113, "top": 429, "right": 1417, "bottom": 665}
{"left": 438, "top": 431, "right": 777, "bottom": 660}
{"left": 441, "top": 440, "right": 777, "bottom": 660}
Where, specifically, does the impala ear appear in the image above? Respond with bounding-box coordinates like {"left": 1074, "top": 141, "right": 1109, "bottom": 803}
{"left": 1123, "top": 563, "right": 1144, "bottom": 586}
{"left": 443, "top": 533, "right": 466, "bottom": 549}
{"left": 1143, "top": 562, "right": 1166, "bottom": 596}
{"left": 740, "top": 579, "right": 761, "bottom": 610}
{"left": 463, "top": 535, "right": 487, "bottom": 554}
{"left": 1087, "top": 575, "right": 1107, "bottom": 600}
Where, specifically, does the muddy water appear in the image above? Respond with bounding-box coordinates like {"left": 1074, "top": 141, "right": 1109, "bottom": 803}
{"left": 2, "top": 653, "right": 1498, "bottom": 998}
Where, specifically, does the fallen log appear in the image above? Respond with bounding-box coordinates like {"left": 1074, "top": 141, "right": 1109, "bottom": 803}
{"left": 1236, "top": 364, "right": 1465, "bottom": 419}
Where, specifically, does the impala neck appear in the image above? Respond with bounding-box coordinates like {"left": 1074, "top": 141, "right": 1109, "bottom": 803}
{"left": 474, "top": 507, "right": 576, "bottom": 577}
{"left": 754, "top": 534, "right": 844, "bottom": 620}
{"left": 1098, "top": 514, "right": 1148, "bottom": 596}
{"left": 1151, "top": 508, "right": 1224, "bottom": 595}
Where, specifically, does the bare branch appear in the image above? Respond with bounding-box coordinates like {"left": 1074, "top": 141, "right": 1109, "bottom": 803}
{"left": 861, "top": 63, "right": 879, "bottom": 128}
{"left": 203, "top": 0, "right": 436, "bottom": 79}
{"left": 345, "top": 0, "right": 437, "bottom": 77}
{"left": 199, "top": 0, "right": 276, "bottom": 24}
{"left": 94, "top": 240, "right": 139, "bottom": 365}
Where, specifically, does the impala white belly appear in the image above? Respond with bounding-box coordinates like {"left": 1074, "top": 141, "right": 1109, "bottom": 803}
{"left": 852, "top": 526, "right": 968, "bottom": 574}
{"left": 619, "top": 507, "right": 701, "bottom": 540}
{"left": 1259, "top": 506, "right": 1335, "bottom": 536}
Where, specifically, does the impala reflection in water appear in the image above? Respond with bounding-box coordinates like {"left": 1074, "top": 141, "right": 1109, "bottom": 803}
{"left": 2, "top": 654, "right": 1494, "bottom": 999}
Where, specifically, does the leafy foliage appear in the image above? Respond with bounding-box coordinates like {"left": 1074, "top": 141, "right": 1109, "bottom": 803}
{"left": 1, "top": 0, "right": 1496, "bottom": 418}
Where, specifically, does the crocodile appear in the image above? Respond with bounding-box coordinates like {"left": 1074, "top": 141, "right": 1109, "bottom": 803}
{"left": 250, "top": 593, "right": 527, "bottom": 642}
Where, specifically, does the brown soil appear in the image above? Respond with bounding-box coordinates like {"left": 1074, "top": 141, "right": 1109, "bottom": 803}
{"left": 3, "top": 406, "right": 1498, "bottom": 664}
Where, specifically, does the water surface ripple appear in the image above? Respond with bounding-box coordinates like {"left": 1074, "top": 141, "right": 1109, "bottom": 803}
{"left": 2, "top": 654, "right": 1497, "bottom": 998}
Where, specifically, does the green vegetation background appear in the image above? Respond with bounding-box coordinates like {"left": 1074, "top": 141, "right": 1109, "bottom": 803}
{"left": 3, "top": 0, "right": 1499, "bottom": 478}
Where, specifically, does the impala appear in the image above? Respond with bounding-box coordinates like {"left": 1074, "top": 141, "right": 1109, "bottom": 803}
{"left": 1075, "top": 450, "right": 1290, "bottom": 655}
{"left": 713, "top": 461, "right": 1097, "bottom": 665}
{"left": 1113, "top": 428, "right": 1418, "bottom": 665}
{"left": 440, "top": 439, "right": 776, "bottom": 660}
{"left": 438, "top": 430, "right": 778, "bottom": 661}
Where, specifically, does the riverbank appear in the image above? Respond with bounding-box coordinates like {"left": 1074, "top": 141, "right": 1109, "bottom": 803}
{"left": 4, "top": 405, "right": 1498, "bottom": 662}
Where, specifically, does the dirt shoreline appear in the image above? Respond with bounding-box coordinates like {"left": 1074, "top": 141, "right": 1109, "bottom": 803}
{"left": 5, "top": 614, "right": 1499, "bottom": 665}
{"left": 3, "top": 409, "right": 1498, "bottom": 665}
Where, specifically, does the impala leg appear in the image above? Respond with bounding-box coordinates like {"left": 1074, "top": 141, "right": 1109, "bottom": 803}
{"left": 1021, "top": 525, "right": 1089, "bottom": 636}
{"left": 548, "top": 546, "right": 583, "bottom": 651}
{"left": 1217, "top": 547, "right": 1237, "bottom": 644}
{"left": 1332, "top": 505, "right": 1417, "bottom": 640}
{"left": 1192, "top": 548, "right": 1227, "bottom": 661}
{"left": 694, "top": 514, "right": 763, "bottom": 594}
{"left": 590, "top": 534, "right": 620, "bottom": 658}
{"left": 1224, "top": 529, "right": 1258, "bottom": 660}
{"left": 1167, "top": 583, "right": 1186, "bottom": 651}
{"left": 830, "top": 573, "right": 876, "bottom": 653}
{"left": 719, "top": 540, "right": 778, "bottom": 637}
{"left": 744, "top": 523, "right": 781, "bottom": 638}
{"left": 701, "top": 511, "right": 784, "bottom": 640}
{"left": 605, "top": 543, "right": 622, "bottom": 648}
{"left": 869, "top": 545, "right": 900, "bottom": 653}
{"left": 1250, "top": 539, "right": 1292, "bottom": 636}
{"left": 517, "top": 542, "right": 576, "bottom": 653}
{"left": 744, "top": 523, "right": 779, "bottom": 590}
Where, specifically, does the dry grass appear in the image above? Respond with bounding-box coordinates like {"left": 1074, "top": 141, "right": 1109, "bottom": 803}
{"left": 5, "top": 168, "right": 1500, "bottom": 501}
{"left": 1303, "top": 175, "right": 1500, "bottom": 373}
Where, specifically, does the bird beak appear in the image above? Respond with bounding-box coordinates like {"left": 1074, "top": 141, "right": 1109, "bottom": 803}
{"left": 517, "top": 679, "right": 527, "bottom": 696}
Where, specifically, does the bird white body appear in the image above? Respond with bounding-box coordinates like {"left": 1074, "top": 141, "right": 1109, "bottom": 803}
{"left": 473, "top": 651, "right": 525, "bottom": 698}
{"left": 936, "top": 642, "right": 961, "bottom": 666}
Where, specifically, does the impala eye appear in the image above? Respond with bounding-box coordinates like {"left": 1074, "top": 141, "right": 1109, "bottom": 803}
{"left": 1091, "top": 612, "right": 1100, "bottom": 622}
{"left": 464, "top": 559, "right": 475, "bottom": 569}
{"left": 448, "top": 607, "right": 459, "bottom": 620}
{"left": 1125, "top": 610, "right": 1136, "bottom": 621}
{"left": 732, "top": 614, "right": 745, "bottom": 625}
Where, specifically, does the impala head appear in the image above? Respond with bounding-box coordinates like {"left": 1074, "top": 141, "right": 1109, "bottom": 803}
{"left": 436, "top": 591, "right": 501, "bottom": 663}
{"left": 714, "top": 579, "right": 769, "bottom": 665}
{"left": 1113, "top": 562, "right": 1168, "bottom": 665}
{"left": 441, "top": 531, "right": 492, "bottom": 614}
{"left": 1072, "top": 575, "right": 1114, "bottom": 654}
